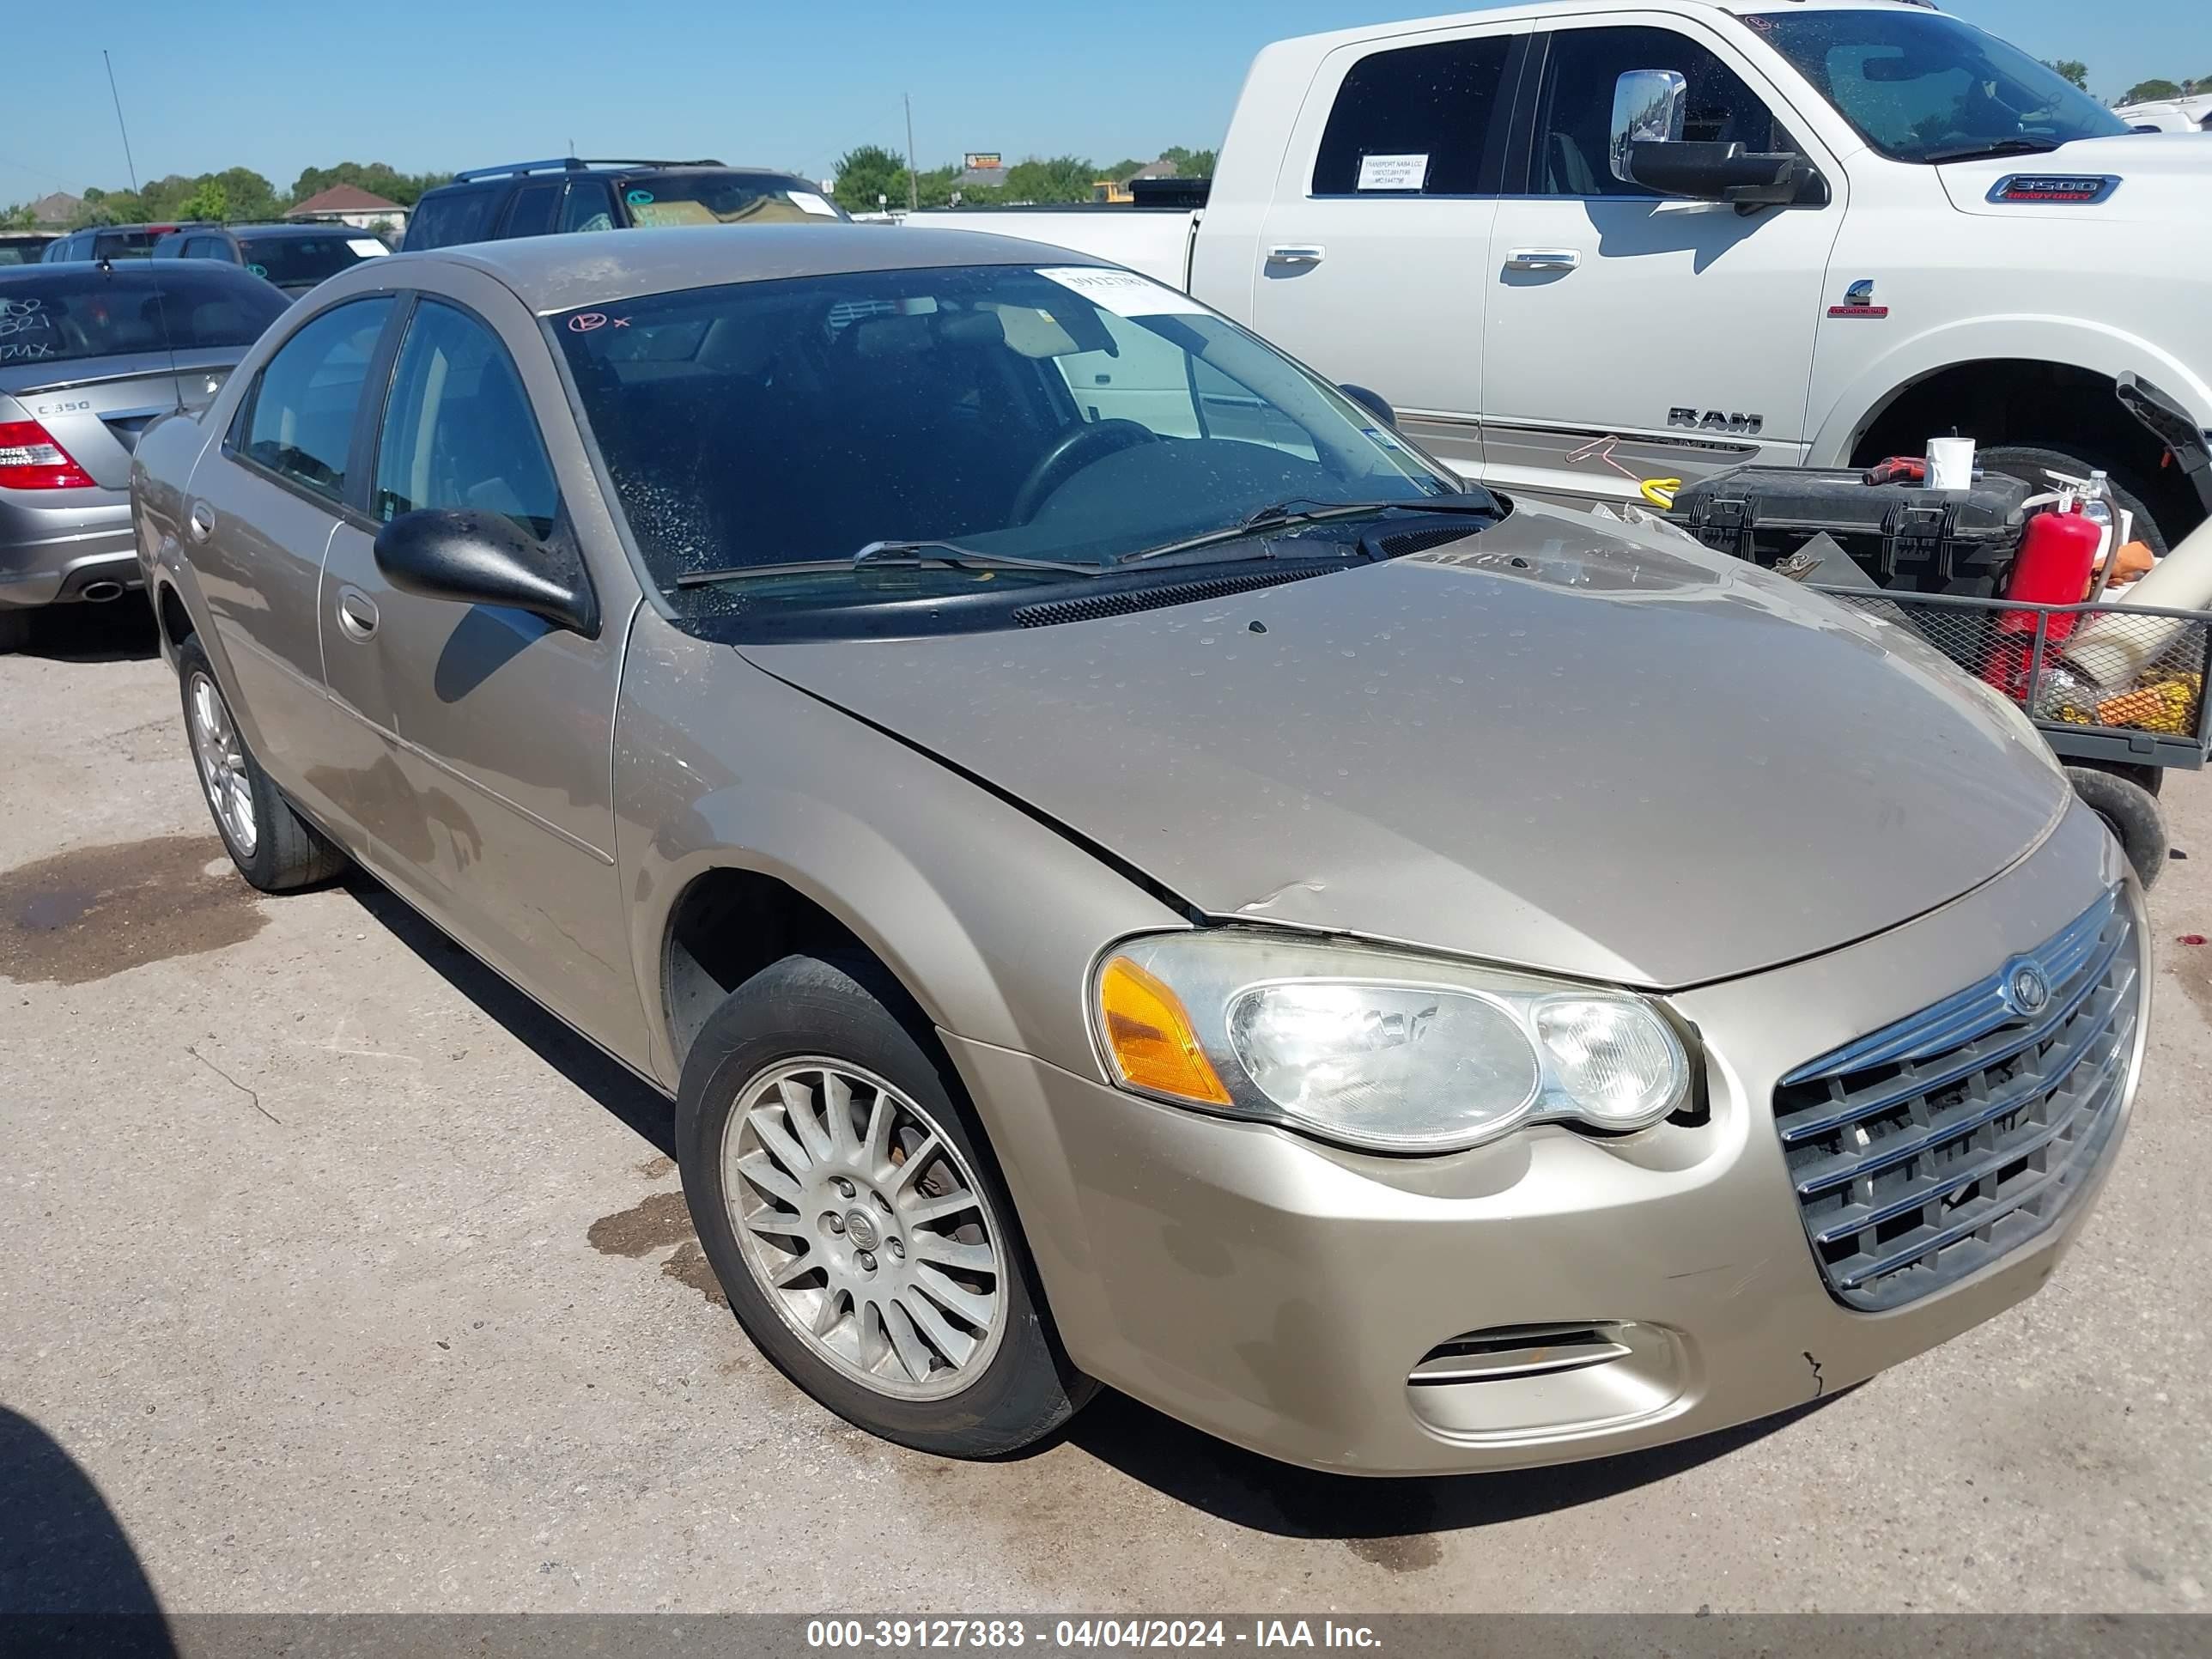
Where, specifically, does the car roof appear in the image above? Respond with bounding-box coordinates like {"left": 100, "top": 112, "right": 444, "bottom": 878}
{"left": 402, "top": 222, "right": 1110, "bottom": 314}
{"left": 0, "top": 258, "right": 274, "bottom": 286}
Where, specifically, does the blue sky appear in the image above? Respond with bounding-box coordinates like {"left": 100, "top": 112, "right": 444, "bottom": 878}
{"left": 3, "top": 1, "right": 2205, "bottom": 206}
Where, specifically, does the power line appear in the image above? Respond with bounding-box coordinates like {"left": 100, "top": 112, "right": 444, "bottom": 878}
{"left": 102, "top": 50, "right": 140, "bottom": 193}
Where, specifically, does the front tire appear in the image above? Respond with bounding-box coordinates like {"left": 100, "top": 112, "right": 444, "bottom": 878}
{"left": 677, "top": 951, "right": 1094, "bottom": 1458}
{"left": 176, "top": 635, "right": 348, "bottom": 892}
{"left": 1979, "top": 445, "right": 2174, "bottom": 556}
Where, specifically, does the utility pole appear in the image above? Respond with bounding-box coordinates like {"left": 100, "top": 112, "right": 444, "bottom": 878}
{"left": 102, "top": 50, "right": 140, "bottom": 192}
{"left": 903, "top": 93, "right": 920, "bottom": 211}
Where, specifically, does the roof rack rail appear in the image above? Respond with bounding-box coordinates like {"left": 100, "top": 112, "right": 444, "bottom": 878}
{"left": 451, "top": 156, "right": 728, "bottom": 183}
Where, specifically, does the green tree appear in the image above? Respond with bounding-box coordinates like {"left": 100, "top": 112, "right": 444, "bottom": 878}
{"left": 0, "top": 202, "right": 35, "bottom": 231}
{"left": 211, "top": 167, "right": 281, "bottom": 222}
{"left": 1159, "top": 145, "right": 1219, "bottom": 179}
{"left": 1001, "top": 155, "right": 1095, "bottom": 204}
{"left": 1100, "top": 157, "right": 1147, "bottom": 185}
{"left": 2043, "top": 59, "right": 2089, "bottom": 91}
{"left": 832, "top": 143, "right": 909, "bottom": 212}
{"left": 287, "top": 161, "right": 447, "bottom": 210}
{"left": 2122, "top": 77, "right": 2185, "bottom": 104}
{"left": 179, "top": 178, "right": 231, "bottom": 222}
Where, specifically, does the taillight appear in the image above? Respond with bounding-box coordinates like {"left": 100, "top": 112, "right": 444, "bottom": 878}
{"left": 0, "top": 420, "right": 95, "bottom": 489}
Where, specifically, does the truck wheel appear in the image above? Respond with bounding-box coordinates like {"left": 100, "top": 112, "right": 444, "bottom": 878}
{"left": 677, "top": 950, "right": 1096, "bottom": 1458}
{"left": 0, "top": 608, "right": 30, "bottom": 654}
{"left": 1980, "top": 446, "right": 2172, "bottom": 556}
{"left": 177, "top": 635, "right": 349, "bottom": 892}
{"left": 2066, "top": 764, "right": 2167, "bottom": 890}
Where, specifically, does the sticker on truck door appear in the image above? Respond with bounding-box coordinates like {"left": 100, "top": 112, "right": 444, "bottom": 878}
{"left": 1036, "top": 266, "right": 1209, "bottom": 318}
{"left": 1355, "top": 153, "right": 1429, "bottom": 191}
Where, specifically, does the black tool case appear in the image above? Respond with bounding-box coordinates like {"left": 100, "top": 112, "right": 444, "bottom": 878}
{"left": 1670, "top": 465, "right": 2035, "bottom": 594}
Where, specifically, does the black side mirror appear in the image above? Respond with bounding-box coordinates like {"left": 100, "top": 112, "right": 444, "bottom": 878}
{"left": 1339, "top": 384, "right": 1398, "bottom": 429}
{"left": 373, "top": 507, "right": 599, "bottom": 638}
{"left": 1621, "top": 140, "right": 1821, "bottom": 208}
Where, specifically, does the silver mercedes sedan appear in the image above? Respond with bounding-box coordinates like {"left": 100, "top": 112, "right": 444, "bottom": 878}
{"left": 131, "top": 226, "right": 2146, "bottom": 1474}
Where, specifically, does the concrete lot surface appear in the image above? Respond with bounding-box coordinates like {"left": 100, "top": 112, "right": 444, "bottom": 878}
{"left": 3, "top": 605, "right": 2210, "bottom": 1615}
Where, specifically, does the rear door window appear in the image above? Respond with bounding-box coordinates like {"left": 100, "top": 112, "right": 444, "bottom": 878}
{"left": 1533, "top": 24, "right": 1795, "bottom": 197}
{"left": 404, "top": 186, "right": 502, "bottom": 249}
{"left": 558, "top": 179, "right": 617, "bottom": 234}
{"left": 234, "top": 297, "right": 395, "bottom": 501}
{"left": 372, "top": 300, "right": 560, "bottom": 538}
{"left": 501, "top": 181, "right": 562, "bottom": 238}
{"left": 1312, "top": 35, "right": 1518, "bottom": 195}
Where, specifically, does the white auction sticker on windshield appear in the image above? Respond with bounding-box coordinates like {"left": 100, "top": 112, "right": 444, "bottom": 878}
{"left": 346, "top": 238, "right": 389, "bottom": 257}
{"left": 1036, "top": 266, "right": 1208, "bottom": 318}
{"left": 1356, "top": 153, "right": 1429, "bottom": 191}
{"left": 787, "top": 191, "right": 841, "bottom": 217}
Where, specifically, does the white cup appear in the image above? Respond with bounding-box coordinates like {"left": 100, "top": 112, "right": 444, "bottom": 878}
{"left": 1927, "top": 436, "right": 1977, "bottom": 492}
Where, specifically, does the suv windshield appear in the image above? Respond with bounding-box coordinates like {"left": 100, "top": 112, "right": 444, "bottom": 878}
{"left": 1745, "top": 10, "right": 2130, "bottom": 163}
{"left": 0, "top": 267, "right": 287, "bottom": 367}
{"left": 238, "top": 232, "right": 384, "bottom": 288}
{"left": 555, "top": 263, "right": 1463, "bottom": 627}
{"left": 617, "top": 173, "right": 848, "bottom": 228}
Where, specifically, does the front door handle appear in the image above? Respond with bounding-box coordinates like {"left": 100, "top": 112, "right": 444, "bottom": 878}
{"left": 187, "top": 502, "right": 214, "bottom": 543}
{"left": 1266, "top": 245, "right": 1326, "bottom": 267}
{"left": 336, "top": 587, "right": 380, "bottom": 641}
{"left": 1504, "top": 248, "right": 1583, "bottom": 272}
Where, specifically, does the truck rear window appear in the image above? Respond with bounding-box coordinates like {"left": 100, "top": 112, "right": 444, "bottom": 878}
{"left": 238, "top": 234, "right": 385, "bottom": 288}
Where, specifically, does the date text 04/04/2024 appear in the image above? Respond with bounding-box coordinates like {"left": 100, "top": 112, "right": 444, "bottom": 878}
{"left": 805, "top": 1620, "right": 1384, "bottom": 1650}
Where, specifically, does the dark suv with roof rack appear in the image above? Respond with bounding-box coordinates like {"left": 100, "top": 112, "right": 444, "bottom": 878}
{"left": 399, "top": 157, "right": 849, "bottom": 252}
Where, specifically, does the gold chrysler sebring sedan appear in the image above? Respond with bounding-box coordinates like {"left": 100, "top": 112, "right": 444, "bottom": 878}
{"left": 131, "top": 226, "right": 2147, "bottom": 1474}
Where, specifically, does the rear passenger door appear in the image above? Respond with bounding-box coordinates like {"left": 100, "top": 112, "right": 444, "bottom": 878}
{"left": 317, "top": 278, "right": 642, "bottom": 1058}
{"left": 188, "top": 295, "right": 395, "bottom": 794}
{"left": 1248, "top": 19, "right": 1532, "bottom": 480}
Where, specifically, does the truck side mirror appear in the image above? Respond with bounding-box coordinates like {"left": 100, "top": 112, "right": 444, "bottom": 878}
{"left": 1609, "top": 68, "right": 1825, "bottom": 210}
{"left": 1609, "top": 70, "right": 1688, "bottom": 184}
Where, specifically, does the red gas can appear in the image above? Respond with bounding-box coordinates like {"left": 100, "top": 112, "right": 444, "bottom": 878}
{"left": 1984, "top": 501, "right": 2103, "bottom": 699}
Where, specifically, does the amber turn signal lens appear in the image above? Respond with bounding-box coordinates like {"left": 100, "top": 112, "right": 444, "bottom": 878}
{"left": 1097, "top": 955, "right": 1232, "bottom": 1106}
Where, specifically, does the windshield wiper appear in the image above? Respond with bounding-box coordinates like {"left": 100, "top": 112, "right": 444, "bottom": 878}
{"left": 1920, "top": 138, "right": 2062, "bottom": 164}
{"left": 1115, "top": 493, "right": 1501, "bottom": 568}
{"left": 674, "top": 539, "right": 1101, "bottom": 588}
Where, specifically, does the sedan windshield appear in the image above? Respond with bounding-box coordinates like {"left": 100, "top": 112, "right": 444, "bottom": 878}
{"left": 554, "top": 263, "right": 1463, "bottom": 621}
{"left": 239, "top": 233, "right": 385, "bottom": 289}
{"left": 1745, "top": 10, "right": 2130, "bottom": 163}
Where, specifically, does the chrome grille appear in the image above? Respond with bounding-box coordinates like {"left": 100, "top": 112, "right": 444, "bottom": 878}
{"left": 1773, "top": 890, "right": 2140, "bottom": 1312}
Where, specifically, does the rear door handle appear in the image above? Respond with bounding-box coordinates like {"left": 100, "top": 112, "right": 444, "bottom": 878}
{"left": 187, "top": 502, "right": 214, "bottom": 543}
{"left": 1265, "top": 245, "right": 1326, "bottom": 267}
{"left": 336, "top": 587, "right": 379, "bottom": 641}
{"left": 1504, "top": 249, "right": 1583, "bottom": 272}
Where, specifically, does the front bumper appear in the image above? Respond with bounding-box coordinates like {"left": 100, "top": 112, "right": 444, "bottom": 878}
{"left": 951, "top": 804, "right": 2142, "bottom": 1474}
{"left": 0, "top": 490, "right": 137, "bottom": 609}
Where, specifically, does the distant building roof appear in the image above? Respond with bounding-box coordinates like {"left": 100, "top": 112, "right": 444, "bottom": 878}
{"left": 285, "top": 185, "right": 406, "bottom": 217}
{"left": 30, "top": 191, "right": 82, "bottom": 227}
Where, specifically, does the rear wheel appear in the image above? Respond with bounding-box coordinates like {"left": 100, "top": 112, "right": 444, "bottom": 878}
{"left": 2066, "top": 764, "right": 2167, "bottom": 890}
{"left": 678, "top": 951, "right": 1095, "bottom": 1458}
{"left": 177, "top": 635, "right": 348, "bottom": 892}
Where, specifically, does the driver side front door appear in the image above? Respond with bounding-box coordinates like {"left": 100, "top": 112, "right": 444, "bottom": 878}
{"left": 318, "top": 280, "right": 645, "bottom": 1060}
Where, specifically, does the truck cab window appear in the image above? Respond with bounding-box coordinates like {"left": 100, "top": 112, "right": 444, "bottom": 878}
{"left": 1535, "top": 25, "right": 1794, "bottom": 197}
{"left": 1312, "top": 35, "right": 1516, "bottom": 196}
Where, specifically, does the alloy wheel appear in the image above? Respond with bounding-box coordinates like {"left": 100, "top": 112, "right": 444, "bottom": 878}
{"left": 188, "top": 672, "right": 258, "bottom": 857}
{"left": 722, "top": 1058, "right": 1007, "bottom": 1401}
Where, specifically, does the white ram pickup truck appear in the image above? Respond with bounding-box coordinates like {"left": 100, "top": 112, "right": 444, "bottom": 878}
{"left": 917, "top": 0, "right": 2212, "bottom": 544}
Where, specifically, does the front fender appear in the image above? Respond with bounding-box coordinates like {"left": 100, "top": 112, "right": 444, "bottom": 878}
{"left": 1807, "top": 314, "right": 2212, "bottom": 468}
{"left": 613, "top": 612, "right": 1186, "bottom": 1091}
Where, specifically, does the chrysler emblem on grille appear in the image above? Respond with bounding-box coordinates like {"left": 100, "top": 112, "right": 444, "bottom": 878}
{"left": 2004, "top": 963, "right": 2051, "bottom": 1017}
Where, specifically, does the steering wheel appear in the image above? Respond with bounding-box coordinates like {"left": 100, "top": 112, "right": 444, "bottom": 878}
{"left": 1009, "top": 420, "right": 1161, "bottom": 524}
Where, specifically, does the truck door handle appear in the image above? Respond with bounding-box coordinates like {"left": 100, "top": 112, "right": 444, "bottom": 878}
{"left": 1266, "top": 245, "right": 1326, "bottom": 267}
{"left": 1505, "top": 249, "right": 1583, "bottom": 272}
{"left": 336, "top": 587, "right": 380, "bottom": 641}
{"left": 187, "top": 502, "right": 214, "bottom": 543}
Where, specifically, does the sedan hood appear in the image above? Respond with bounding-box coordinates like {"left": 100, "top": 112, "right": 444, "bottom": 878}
{"left": 740, "top": 506, "right": 2069, "bottom": 989}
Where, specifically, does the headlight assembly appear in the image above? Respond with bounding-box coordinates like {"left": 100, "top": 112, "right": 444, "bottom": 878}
{"left": 1091, "top": 932, "right": 1690, "bottom": 1155}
